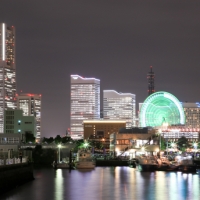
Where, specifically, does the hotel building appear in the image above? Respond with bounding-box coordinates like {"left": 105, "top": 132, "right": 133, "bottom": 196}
{"left": 83, "top": 119, "right": 126, "bottom": 139}
{"left": 17, "top": 93, "right": 41, "bottom": 141}
{"left": 103, "top": 90, "right": 136, "bottom": 127}
{"left": 0, "top": 23, "right": 16, "bottom": 133}
{"left": 70, "top": 75, "right": 100, "bottom": 139}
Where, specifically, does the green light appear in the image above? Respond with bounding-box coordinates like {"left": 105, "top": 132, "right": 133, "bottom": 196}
{"left": 83, "top": 142, "right": 89, "bottom": 148}
{"left": 140, "top": 91, "right": 185, "bottom": 127}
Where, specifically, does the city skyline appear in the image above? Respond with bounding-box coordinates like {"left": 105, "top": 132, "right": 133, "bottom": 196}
{"left": 1, "top": 1, "right": 200, "bottom": 138}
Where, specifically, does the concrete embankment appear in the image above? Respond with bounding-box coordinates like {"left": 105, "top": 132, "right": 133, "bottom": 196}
{"left": 0, "top": 163, "right": 34, "bottom": 194}
{"left": 96, "top": 160, "right": 134, "bottom": 167}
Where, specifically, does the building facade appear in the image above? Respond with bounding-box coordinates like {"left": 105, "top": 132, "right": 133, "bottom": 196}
{"left": 70, "top": 75, "right": 100, "bottom": 139}
{"left": 0, "top": 23, "right": 16, "bottom": 133}
{"left": 83, "top": 119, "right": 126, "bottom": 139}
{"left": 17, "top": 93, "right": 41, "bottom": 141}
{"left": 182, "top": 102, "right": 200, "bottom": 129}
{"left": 103, "top": 90, "right": 136, "bottom": 127}
{"left": 4, "top": 109, "right": 36, "bottom": 136}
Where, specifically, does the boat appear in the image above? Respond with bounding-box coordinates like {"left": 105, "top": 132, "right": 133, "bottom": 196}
{"left": 52, "top": 161, "right": 70, "bottom": 169}
{"left": 52, "top": 158, "right": 74, "bottom": 169}
{"left": 75, "top": 148, "right": 95, "bottom": 169}
{"left": 176, "top": 155, "right": 197, "bottom": 173}
{"left": 128, "top": 158, "right": 137, "bottom": 168}
{"left": 156, "top": 157, "right": 179, "bottom": 171}
{"left": 135, "top": 155, "right": 158, "bottom": 171}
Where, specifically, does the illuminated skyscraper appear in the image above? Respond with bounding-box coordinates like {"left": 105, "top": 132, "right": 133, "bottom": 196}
{"left": 17, "top": 93, "right": 41, "bottom": 141}
{"left": 103, "top": 90, "right": 136, "bottom": 127}
{"left": 0, "top": 23, "right": 16, "bottom": 133}
{"left": 182, "top": 102, "right": 200, "bottom": 129}
{"left": 70, "top": 75, "right": 100, "bottom": 139}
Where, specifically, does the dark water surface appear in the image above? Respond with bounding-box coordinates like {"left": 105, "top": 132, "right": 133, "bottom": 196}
{"left": 1, "top": 167, "right": 200, "bottom": 200}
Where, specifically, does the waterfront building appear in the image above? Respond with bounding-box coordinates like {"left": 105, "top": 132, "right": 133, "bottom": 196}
{"left": 161, "top": 126, "right": 199, "bottom": 143}
{"left": 0, "top": 23, "right": 16, "bottom": 133}
{"left": 83, "top": 119, "right": 126, "bottom": 139}
{"left": 17, "top": 93, "right": 41, "bottom": 142}
{"left": 0, "top": 133, "right": 22, "bottom": 152}
{"left": 103, "top": 90, "right": 136, "bottom": 127}
{"left": 182, "top": 102, "right": 200, "bottom": 129}
{"left": 70, "top": 75, "right": 100, "bottom": 139}
{"left": 4, "top": 109, "right": 36, "bottom": 136}
{"left": 110, "top": 128, "right": 158, "bottom": 156}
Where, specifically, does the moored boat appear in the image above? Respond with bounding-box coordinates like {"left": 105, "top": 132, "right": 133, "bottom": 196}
{"left": 135, "top": 155, "right": 158, "bottom": 171}
{"left": 157, "top": 157, "right": 179, "bottom": 171}
{"left": 176, "top": 156, "right": 197, "bottom": 173}
{"left": 75, "top": 149, "right": 95, "bottom": 169}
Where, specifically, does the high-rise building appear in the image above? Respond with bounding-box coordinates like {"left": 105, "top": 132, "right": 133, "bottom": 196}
{"left": 17, "top": 93, "right": 41, "bottom": 141}
{"left": 103, "top": 90, "right": 136, "bottom": 127}
{"left": 182, "top": 102, "right": 200, "bottom": 129}
{"left": 70, "top": 75, "right": 100, "bottom": 139}
{"left": 0, "top": 23, "right": 16, "bottom": 133}
{"left": 147, "top": 66, "right": 155, "bottom": 96}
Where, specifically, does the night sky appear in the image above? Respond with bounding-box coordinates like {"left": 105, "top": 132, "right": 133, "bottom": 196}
{"left": 1, "top": 1, "right": 200, "bottom": 138}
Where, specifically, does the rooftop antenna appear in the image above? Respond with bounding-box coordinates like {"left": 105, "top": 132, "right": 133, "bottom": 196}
{"left": 147, "top": 66, "right": 155, "bottom": 96}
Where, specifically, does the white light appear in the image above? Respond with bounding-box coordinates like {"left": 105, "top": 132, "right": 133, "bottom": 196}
{"left": 2, "top": 23, "right": 5, "bottom": 61}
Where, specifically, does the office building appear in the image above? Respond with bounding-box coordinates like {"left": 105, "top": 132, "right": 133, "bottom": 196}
{"left": 17, "top": 93, "right": 41, "bottom": 141}
{"left": 182, "top": 102, "right": 200, "bottom": 129}
{"left": 103, "top": 90, "right": 136, "bottom": 127}
{"left": 0, "top": 23, "right": 16, "bottom": 133}
{"left": 4, "top": 109, "right": 36, "bottom": 136}
{"left": 70, "top": 75, "right": 100, "bottom": 139}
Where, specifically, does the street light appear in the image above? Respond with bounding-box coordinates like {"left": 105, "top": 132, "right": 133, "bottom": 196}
{"left": 58, "top": 144, "right": 61, "bottom": 163}
{"left": 83, "top": 141, "right": 89, "bottom": 149}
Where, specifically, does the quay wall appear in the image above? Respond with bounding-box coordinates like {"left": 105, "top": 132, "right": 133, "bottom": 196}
{"left": 96, "top": 160, "right": 133, "bottom": 167}
{"left": 0, "top": 163, "right": 34, "bottom": 194}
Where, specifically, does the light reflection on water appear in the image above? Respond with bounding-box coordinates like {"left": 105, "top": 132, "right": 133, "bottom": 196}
{"left": 1, "top": 167, "right": 200, "bottom": 200}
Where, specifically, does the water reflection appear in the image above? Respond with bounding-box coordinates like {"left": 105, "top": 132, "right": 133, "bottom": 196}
{"left": 1, "top": 168, "right": 200, "bottom": 200}
{"left": 54, "top": 169, "right": 64, "bottom": 200}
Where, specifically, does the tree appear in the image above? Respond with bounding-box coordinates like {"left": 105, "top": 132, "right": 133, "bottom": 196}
{"left": 177, "top": 136, "right": 189, "bottom": 152}
{"left": 54, "top": 135, "right": 62, "bottom": 144}
{"left": 160, "top": 136, "right": 166, "bottom": 150}
{"left": 61, "top": 136, "right": 71, "bottom": 144}
{"left": 25, "top": 132, "right": 35, "bottom": 143}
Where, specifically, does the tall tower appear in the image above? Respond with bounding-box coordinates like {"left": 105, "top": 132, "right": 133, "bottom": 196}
{"left": 147, "top": 66, "right": 155, "bottom": 96}
{"left": 70, "top": 75, "right": 100, "bottom": 139}
{"left": 103, "top": 90, "right": 136, "bottom": 127}
{"left": 0, "top": 23, "right": 16, "bottom": 133}
{"left": 17, "top": 93, "right": 42, "bottom": 142}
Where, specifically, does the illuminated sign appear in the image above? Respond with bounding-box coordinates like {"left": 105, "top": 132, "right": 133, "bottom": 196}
{"left": 162, "top": 132, "right": 199, "bottom": 139}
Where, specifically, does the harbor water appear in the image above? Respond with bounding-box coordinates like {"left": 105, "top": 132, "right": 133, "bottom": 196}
{"left": 1, "top": 167, "right": 200, "bottom": 200}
